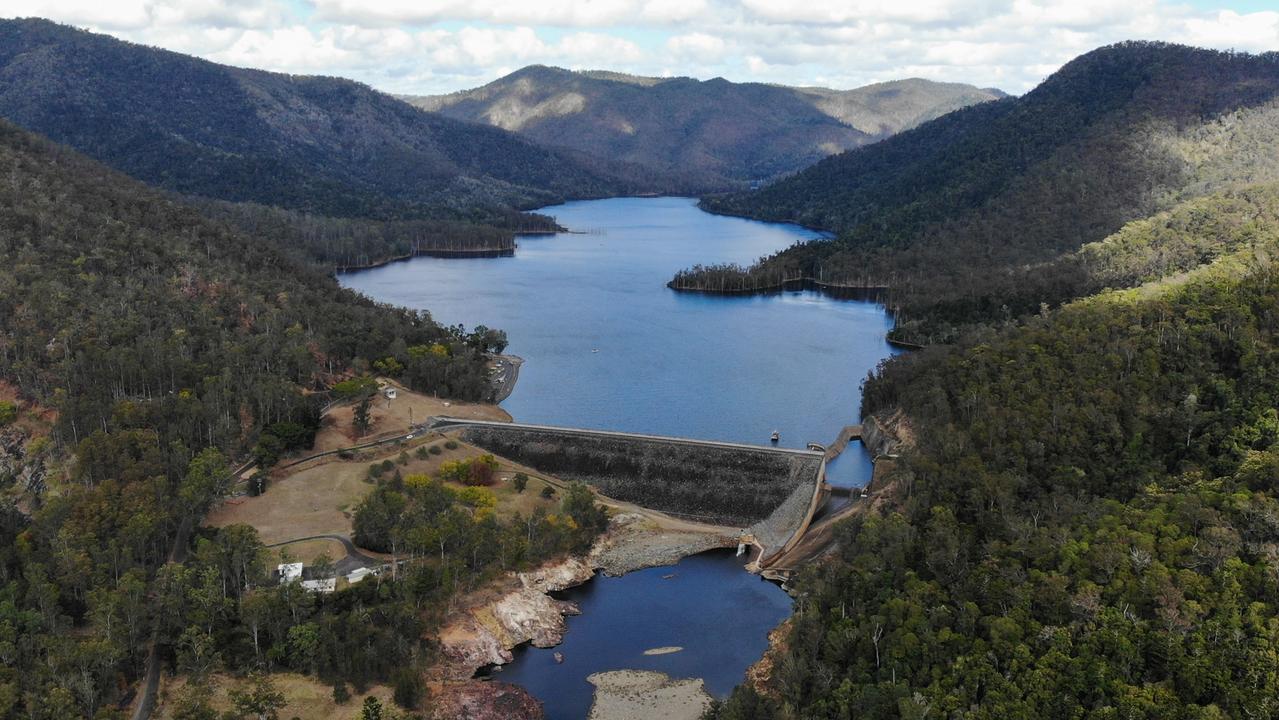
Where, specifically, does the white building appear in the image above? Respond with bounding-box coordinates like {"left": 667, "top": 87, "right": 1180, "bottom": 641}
{"left": 277, "top": 562, "right": 303, "bottom": 584}
{"left": 301, "top": 578, "right": 336, "bottom": 593}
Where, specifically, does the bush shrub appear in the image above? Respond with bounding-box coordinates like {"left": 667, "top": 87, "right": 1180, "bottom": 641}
{"left": 392, "top": 668, "right": 423, "bottom": 709}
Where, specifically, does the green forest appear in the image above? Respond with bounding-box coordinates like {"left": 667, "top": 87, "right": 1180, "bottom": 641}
{"left": 708, "top": 188, "right": 1279, "bottom": 717}
{"left": 0, "top": 118, "right": 609, "bottom": 718}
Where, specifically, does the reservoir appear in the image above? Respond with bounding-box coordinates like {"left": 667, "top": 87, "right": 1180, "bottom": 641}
{"left": 340, "top": 196, "right": 898, "bottom": 717}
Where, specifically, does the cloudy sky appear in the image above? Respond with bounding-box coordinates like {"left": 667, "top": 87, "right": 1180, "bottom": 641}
{"left": 5, "top": 0, "right": 1279, "bottom": 95}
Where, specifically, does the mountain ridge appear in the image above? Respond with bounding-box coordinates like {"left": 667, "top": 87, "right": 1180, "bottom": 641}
{"left": 680, "top": 41, "right": 1279, "bottom": 342}
{"left": 0, "top": 19, "right": 663, "bottom": 223}
{"left": 403, "top": 65, "right": 1005, "bottom": 187}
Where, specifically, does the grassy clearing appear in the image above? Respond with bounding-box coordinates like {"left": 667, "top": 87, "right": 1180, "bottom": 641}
{"left": 157, "top": 672, "right": 392, "bottom": 720}
{"left": 207, "top": 434, "right": 567, "bottom": 546}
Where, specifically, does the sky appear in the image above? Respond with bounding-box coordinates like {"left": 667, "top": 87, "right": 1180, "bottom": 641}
{"left": 4, "top": 0, "right": 1279, "bottom": 96}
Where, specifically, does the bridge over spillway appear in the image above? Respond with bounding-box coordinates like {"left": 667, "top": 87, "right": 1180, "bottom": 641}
{"left": 424, "top": 417, "right": 830, "bottom": 565}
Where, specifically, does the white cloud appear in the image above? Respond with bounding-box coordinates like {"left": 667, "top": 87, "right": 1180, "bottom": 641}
{"left": 313, "top": 0, "right": 651, "bottom": 28}
{"left": 3, "top": 0, "right": 1277, "bottom": 96}
{"left": 1177, "top": 10, "right": 1279, "bottom": 53}
{"left": 666, "top": 32, "right": 727, "bottom": 63}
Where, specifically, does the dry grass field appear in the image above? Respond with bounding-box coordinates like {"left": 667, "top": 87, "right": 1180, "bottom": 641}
{"left": 207, "top": 433, "right": 569, "bottom": 547}
{"left": 157, "top": 673, "right": 392, "bottom": 720}
{"left": 314, "top": 379, "right": 510, "bottom": 452}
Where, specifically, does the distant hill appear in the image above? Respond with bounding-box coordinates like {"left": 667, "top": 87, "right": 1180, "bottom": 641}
{"left": 403, "top": 66, "right": 1004, "bottom": 187}
{"left": 682, "top": 42, "right": 1279, "bottom": 343}
{"left": 0, "top": 19, "right": 660, "bottom": 222}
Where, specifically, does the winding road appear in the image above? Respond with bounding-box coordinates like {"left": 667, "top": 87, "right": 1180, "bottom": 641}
{"left": 266, "top": 534, "right": 379, "bottom": 575}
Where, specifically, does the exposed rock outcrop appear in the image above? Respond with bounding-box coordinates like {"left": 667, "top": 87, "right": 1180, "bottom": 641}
{"left": 861, "top": 409, "right": 913, "bottom": 457}
{"left": 433, "top": 680, "right": 545, "bottom": 720}
{"left": 0, "top": 427, "right": 43, "bottom": 496}
{"left": 438, "top": 556, "right": 594, "bottom": 677}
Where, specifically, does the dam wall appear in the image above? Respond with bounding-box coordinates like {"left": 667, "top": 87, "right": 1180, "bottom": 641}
{"left": 453, "top": 422, "right": 822, "bottom": 527}
{"left": 429, "top": 419, "right": 826, "bottom": 561}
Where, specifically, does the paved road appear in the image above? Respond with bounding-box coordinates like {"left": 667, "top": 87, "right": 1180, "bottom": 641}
{"left": 266, "top": 534, "right": 379, "bottom": 575}
{"left": 490, "top": 354, "right": 522, "bottom": 403}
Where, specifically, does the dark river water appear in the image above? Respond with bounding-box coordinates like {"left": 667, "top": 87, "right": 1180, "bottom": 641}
{"left": 340, "top": 196, "right": 898, "bottom": 718}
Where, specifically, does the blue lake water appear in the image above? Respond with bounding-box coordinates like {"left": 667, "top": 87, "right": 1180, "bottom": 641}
{"left": 340, "top": 196, "right": 898, "bottom": 717}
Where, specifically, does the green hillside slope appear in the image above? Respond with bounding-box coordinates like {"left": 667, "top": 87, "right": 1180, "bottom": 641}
{"left": 684, "top": 42, "right": 1279, "bottom": 343}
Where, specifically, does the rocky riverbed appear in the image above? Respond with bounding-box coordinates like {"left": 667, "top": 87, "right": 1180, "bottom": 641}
{"left": 586, "top": 670, "right": 712, "bottom": 720}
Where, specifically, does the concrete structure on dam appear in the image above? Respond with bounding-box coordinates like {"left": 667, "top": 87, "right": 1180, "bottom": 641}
{"left": 426, "top": 417, "right": 829, "bottom": 565}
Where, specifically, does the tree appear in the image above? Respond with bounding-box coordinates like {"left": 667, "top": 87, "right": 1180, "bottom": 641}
{"left": 170, "top": 678, "right": 219, "bottom": 720}
{"left": 228, "top": 673, "right": 286, "bottom": 720}
{"left": 392, "top": 668, "right": 424, "bottom": 710}
{"left": 512, "top": 473, "right": 528, "bottom": 493}
{"left": 0, "top": 401, "right": 15, "bottom": 425}
{"left": 353, "top": 395, "right": 372, "bottom": 437}
{"left": 562, "top": 482, "right": 608, "bottom": 541}
{"left": 176, "top": 626, "right": 222, "bottom": 680}
{"left": 288, "top": 623, "right": 322, "bottom": 675}
{"left": 179, "top": 447, "right": 230, "bottom": 520}
{"left": 359, "top": 696, "right": 384, "bottom": 720}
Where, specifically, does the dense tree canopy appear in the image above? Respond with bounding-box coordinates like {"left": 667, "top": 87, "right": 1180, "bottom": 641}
{"left": 713, "top": 187, "right": 1279, "bottom": 719}
{"left": 0, "top": 117, "right": 571, "bottom": 717}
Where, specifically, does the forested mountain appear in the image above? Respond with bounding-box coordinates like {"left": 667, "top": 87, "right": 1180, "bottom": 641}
{"left": 684, "top": 42, "right": 1279, "bottom": 343}
{"left": 0, "top": 117, "right": 502, "bottom": 450}
{"left": 712, "top": 183, "right": 1279, "bottom": 719}
{"left": 0, "top": 19, "right": 658, "bottom": 224}
{"left": 0, "top": 116, "right": 608, "bottom": 717}
{"left": 404, "top": 66, "right": 1003, "bottom": 187}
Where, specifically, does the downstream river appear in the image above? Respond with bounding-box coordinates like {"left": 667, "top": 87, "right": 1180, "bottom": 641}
{"left": 340, "top": 196, "right": 897, "bottom": 718}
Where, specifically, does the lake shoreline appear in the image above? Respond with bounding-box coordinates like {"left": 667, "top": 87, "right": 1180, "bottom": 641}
{"left": 333, "top": 245, "right": 516, "bottom": 273}
{"left": 668, "top": 276, "right": 889, "bottom": 301}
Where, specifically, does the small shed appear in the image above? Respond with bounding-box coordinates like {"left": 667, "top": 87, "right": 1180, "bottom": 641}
{"left": 346, "top": 567, "right": 375, "bottom": 584}
{"left": 383, "top": 387, "right": 398, "bottom": 400}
